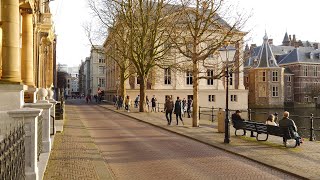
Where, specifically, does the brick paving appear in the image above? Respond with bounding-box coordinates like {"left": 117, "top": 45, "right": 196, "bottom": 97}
{"left": 43, "top": 105, "right": 114, "bottom": 180}
{"left": 77, "top": 102, "right": 299, "bottom": 180}
{"left": 99, "top": 103, "right": 320, "bottom": 180}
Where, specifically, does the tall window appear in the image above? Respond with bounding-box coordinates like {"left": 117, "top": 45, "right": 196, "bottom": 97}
{"left": 288, "top": 76, "right": 291, "bottom": 82}
{"left": 137, "top": 76, "right": 141, "bottom": 84}
{"left": 229, "top": 72, "right": 233, "bottom": 85}
{"left": 272, "top": 85, "right": 278, "bottom": 97}
{"left": 98, "top": 78, "right": 105, "bottom": 87}
{"left": 287, "top": 86, "right": 291, "bottom": 96}
{"left": 99, "top": 59, "right": 105, "bottom": 63}
{"left": 208, "top": 95, "right": 215, "bottom": 102}
{"left": 303, "top": 66, "right": 308, "bottom": 76}
{"left": 272, "top": 71, "right": 278, "bottom": 82}
{"left": 186, "top": 71, "right": 193, "bottom": 85}
{"left": 231, "top": 95, "right": 237, "bottom": 102}
{"left": 207, "top": 69, "right": 214, "bottom": 85}
{"left": 98, "top": 66, "right": 105, "bottom": 74}
{"left": 259, "top": 71, "right": 266, "bottom": 82}
{"left": 164, "top": 68, "right": 171, "bottom": 85}
{"left": 314, "top": 67, "right": 318, "bottom": 76}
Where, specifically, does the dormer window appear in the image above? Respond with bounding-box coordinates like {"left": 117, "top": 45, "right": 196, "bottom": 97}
{"left": 269, "top": 59, "right": 274, "bottom": 65}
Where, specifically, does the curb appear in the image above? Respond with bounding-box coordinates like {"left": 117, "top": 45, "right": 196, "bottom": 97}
{"left": 99, "top": 104, "right": 307, "bottom": 180}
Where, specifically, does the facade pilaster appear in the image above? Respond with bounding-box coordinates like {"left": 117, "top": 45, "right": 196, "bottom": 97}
{"left": 21, "top": 11, "right": 35, "bottom": 86}
{"left": 0, "top": 0, "right": 22, "bottom": 83}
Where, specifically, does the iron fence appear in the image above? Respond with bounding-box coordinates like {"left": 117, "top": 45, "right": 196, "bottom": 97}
{"left": 38, "top": 115, "right": 43, "bottom": 161}
{"left": 0, "top": 123, "right": 25, "bottom": 180}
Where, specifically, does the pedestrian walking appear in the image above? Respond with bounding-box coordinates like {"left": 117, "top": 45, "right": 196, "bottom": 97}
{"left": 134, "top": 95, "right": 140, "bottom": 108}
{"left": 174, "top": 97, "right": 184, "bottom": 125}
{"left": 125, "top": 95, "right": 131, "bottom": 112}
{"left": 151, "top": 95, "right": 157, "bottom": 112}
{"left": 164, "top": 96, "right": 174, "bottom": 125}
{"left": 118, "top": 96, "right": 123, "bottom": 110}
{"left": 146, "top": 96, "right": 150, "bottom": 112}
{"left": 182, "top": 98, "right": 186, "bottom": 117}
{"left": 187, "top": 98, "right": 193, "bottom": 118}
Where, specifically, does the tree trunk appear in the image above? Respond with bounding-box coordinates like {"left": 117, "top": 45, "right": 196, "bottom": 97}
{"left": 192, "top": 61, "right": 199, "bottom": 127}
{"left": 139, "top": 76, "right": 146, "bottom": 112}
{"left": 120, "top": 71, "right": 126, "bottom": 98}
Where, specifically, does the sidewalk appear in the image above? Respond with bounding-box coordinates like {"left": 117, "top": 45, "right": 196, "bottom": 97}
{"left": 43, "top": 105, "right": 114, "bottom": 180}
{"left": 100, "top": 104, "right": 320, "bottom": 180}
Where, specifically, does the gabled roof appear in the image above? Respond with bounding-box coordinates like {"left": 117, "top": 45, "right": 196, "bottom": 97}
{"left": 254, "top": 33, "right": 279, "bottom": 68}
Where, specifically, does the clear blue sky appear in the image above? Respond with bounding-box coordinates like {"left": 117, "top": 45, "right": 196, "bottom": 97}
{"left": 50, "top": 0, "right": 320, "bottom": 66}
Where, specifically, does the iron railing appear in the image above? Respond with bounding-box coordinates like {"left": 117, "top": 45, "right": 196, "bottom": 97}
{"left": 0, "top": 123, "right": 25, "bottom": 180}
{"left": 38, "top": 115, "right": 43, "bottom": 161}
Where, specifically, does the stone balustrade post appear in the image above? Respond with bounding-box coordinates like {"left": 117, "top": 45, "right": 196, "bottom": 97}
{"left": 24, "top": 102, "right": 52, "bottom": 153}
{"left": 47, "top": 89, "right": 57, "bottom": 134}
{"left": 7, "top": 108, "right": 42, "bottom": 180}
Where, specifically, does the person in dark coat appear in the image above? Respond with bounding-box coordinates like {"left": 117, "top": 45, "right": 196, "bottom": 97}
{"left": 174, "top": 97, "right": 184, "bottom": 125}
{"left": 279, "top": 111, "right": 302, "bottom": 146}
{"left": 187, "top": 98, "right": 193, "bottom": 118}
{"left": 232, "top": 110, "right": 246, "bottom": 135}
{"left": 164, "top": 96, "right": 174, "bottom": 125}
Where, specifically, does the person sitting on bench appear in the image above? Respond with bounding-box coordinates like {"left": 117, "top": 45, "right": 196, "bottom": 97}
{"left": 232, "top": 110, "right": 246, "bottom": 135}
{"left": 279, "top": 111, "right": 302, "bottom": 146}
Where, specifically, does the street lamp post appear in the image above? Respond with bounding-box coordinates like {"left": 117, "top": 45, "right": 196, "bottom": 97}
{"left": 116, "top": 79, "right": 120, "bottom": 109}
{"left": 224, "top": 45, "right": 230, "bottom": 144}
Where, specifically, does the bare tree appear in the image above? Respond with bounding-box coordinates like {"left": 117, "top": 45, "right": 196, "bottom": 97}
{"left": 169, "top": 0, "right": 249, "bottom": 127}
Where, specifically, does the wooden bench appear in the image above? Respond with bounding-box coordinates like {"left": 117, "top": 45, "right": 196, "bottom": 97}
{"left": 233, "top": 121, "right": 299, "bottom": 147}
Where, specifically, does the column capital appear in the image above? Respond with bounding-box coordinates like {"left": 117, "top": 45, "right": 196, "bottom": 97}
{"left": 20, "top": 8, "right": 33, "bottom": 15}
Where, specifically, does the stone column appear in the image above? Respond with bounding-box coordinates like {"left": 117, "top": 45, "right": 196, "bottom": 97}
{"left": 21, "top": 11, "right": 35, "bottom": 86}
{"left": 1, "top": 0, "right": 21, "bottom": 83}
{"left": 7, "top": 108, "right": 42, "bottom": 180}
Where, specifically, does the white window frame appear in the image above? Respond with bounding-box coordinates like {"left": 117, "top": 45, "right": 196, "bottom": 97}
{"left": 164, "top": 68, "right": 171, "bottom": 85}
{"left": 207, "top": 69, "right": 214, "bottom": 85}
{"left": 288, "top": 76, "right": 291, "bottom": 82}
{"left": 314, "top": 67, "right": 318, "bottom": 77}
{"left": 272, "top": 85, "right": 279, "bottom": 97}
{"left": 98, "top": 66, "right": 105, "bottom": 75}
{"left": 98, "top": 78, "right": 105, "bottom": 87}
{"left": 303, "top": 66, "right": 308, "bottom": 76}
{"left": 230, "top": 95, "right": 237, "bottom": 102}
{"left": 272, "top": 71, "right": 278, "bottom": 82}
{"left": 208, "top": 95, "right": 215, "bottom": 102}
{"left": 259, "top": 71, "right": 266, "bottom": 82}
{"left": 229, "top": 72, "right": 233, "bottom": 86}
{"left": 186, "top": 71, "right": 193, "bottom": 85}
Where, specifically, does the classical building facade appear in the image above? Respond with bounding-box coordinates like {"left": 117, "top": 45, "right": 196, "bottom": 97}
{"left": 103, "top": 29, "right": 248, "bottom": 110}
{"left": 0, "top": 0, "right": 56, "bottom": 179}
{"left": 89, "top": 46, "right": 106, "bottom": 96}
{"left": 245, "top": 32, "right": 320, "bottom": 107}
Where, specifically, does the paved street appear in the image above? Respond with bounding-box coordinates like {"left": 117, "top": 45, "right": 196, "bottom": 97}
{"left": 66, "top": 99, "right": 299, "bottom": 180}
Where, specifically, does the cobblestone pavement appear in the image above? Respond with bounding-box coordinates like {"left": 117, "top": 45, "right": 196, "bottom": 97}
{"left": 99, "top": 103, "right": 320, "bottom": 180}
{"left": 71, "top": 100, "right": 300, "bottom": 180}
{"left": 43, "top": 104, "right": 114, "bottom": 180}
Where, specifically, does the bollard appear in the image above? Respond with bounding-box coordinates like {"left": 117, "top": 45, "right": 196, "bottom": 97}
{"left": 310, "top": 113, "right": 315, "bottom": 141}
{"left": 212, "top": 106, "right": 214, "bottom": 122}
{"left": 199, "top": 106, "right": 201, "bottom": 120}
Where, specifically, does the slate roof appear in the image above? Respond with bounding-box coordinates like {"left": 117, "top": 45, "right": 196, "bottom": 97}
{"left": 253, "top": 33, "right": 279, "bottom": 68}
{"left": 282, "top": 32, "right": 290, "bottom": 44}
{"left": 278, "top": 48, "right": 320, "bottom": 64}
{"left": 284, "top": 67, "right": 294, "bottom": 75}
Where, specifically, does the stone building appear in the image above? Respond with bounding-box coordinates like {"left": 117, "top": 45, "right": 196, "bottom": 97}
{"left": 103, "top": 13, "right": 248, "bottom": 110}
{"left": 245, "top": 32, "right": 320, "bottom": 107}
{"left": 246, "top": 34, "right": 285, "bottom": 108}
{"left": 89, "top": 46, "right": 106, "bottom": 96}
{"left": 0, "top": 0, "right": 56, "bottom": 179}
